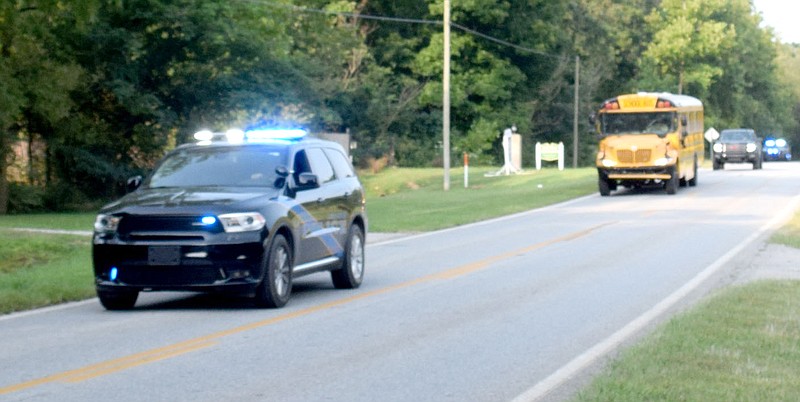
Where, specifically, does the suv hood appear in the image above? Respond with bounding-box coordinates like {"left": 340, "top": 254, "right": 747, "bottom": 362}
{"left": 100, "top": 187, "right": 282, "bottom": 214}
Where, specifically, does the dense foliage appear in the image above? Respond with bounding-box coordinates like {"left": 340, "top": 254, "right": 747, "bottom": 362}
{"left": 1, "top": 0, "right": 798, "bottom": 213}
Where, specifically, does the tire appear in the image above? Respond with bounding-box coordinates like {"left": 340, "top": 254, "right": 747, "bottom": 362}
{"left": 331, "top": 225, "right": 365, "bottom": 289}
{"left": 254, "top": 234, "right": 293, "bottom": 308}
{"left": 598, "top": 177, "right": 611, "bottom": 196}
{"left": 712, "top": 159, "right": 722, "bottom": 170}
{"left": 97, "top": 289, "right": 139, "bottom": 310}
{"left": 665, "top": 168, "right": 678, "bottom": 195}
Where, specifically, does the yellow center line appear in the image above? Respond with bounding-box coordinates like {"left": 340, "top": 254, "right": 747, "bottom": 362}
{"left": 0, "top": 222, "right": 613, "bottom": 395}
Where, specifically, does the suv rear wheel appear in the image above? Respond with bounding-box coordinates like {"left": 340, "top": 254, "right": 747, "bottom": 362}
{"left": 255, "top": 234, "right": 293, "bottom": 308}
{"left": 331, "top": 225, "right": 365, "bottom": 289}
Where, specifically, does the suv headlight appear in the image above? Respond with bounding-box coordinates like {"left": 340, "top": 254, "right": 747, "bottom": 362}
{"left": 746, "top": 143, "right": 758, "bottom": 153}
{"left": 218, "top": 212, "right": 266, "bottom": 233}
{"left": 94, "top": 214, "right": 121, "bottom": 233}
{"left": 712, "top": 143, "right": 724, "bottom": 153}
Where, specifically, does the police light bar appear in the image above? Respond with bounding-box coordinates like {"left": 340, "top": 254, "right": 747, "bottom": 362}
{"left": 194, "top": 130, "right": 214, "bottom": 142}
{"left": 245, "top": 128, "right": 307, "bottom": 141}
{"left": 193, "top": 128, "right": 308, "bottom": 144}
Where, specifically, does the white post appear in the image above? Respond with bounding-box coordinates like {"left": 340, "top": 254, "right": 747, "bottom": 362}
{"left": 463, "top": 152, "right": 469, "bottom": 188}
{"left": 442, "top": 0, "right": 451, "bottom": 190}
{"left": 535, "top": 142, "right": 542, "bottom": 170}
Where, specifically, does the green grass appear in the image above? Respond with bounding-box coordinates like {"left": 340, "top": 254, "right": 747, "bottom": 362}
{"left": 771, "top": 209, "right": 800, "bottom": 248}
{"left": 0, "top": 213, "right": 95, "bottom": 231}
{"left": 574, "top": 281, "right": 800, "bottom": 401}
{"left": 361, "top": 166, "right": 597, "bottom": 232}
{"left": 0, "top": 230, "right": 95, "bottom": 314}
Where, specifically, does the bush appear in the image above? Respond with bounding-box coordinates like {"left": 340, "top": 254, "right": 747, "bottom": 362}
{"left": 7, "top": 183, "right": 47, "bottom": 213}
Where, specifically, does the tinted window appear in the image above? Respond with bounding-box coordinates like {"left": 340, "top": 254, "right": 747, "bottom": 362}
{"left": 306, "top": 148, "right": 335, "bottom": 184}
{"left": 720, "top": 130, "right": 754, "bottom": 141}
{"left": 148, "top": 146, "right": 286, "bottom": 188}
{"left": 324, "top": 148, "right": 354, "bottom": 179}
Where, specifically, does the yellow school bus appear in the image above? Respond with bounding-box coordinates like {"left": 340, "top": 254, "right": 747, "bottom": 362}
{"left": 592, "top": 92, "right": 704, "bottom": 196}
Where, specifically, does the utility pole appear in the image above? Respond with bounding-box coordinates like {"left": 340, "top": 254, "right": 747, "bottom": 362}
{"left": 442, "top": 0, "right": 451, "bottom": 191}
{"left": 573, "top": 55, "right": 580, "bottom": 168}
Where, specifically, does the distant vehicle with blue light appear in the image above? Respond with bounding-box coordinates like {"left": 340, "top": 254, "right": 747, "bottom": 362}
{"left": 763, "top": 137, "right": 792, "bottom": 161}
{"left": 92, "top": 128, "right": 367, "bottom": 309}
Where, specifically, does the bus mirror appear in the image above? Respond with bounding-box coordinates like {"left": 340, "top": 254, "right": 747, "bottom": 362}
{"left": 588, "top": 113, "right": 596, "bottom": 125}
{"left": 681, "top": 115, "right": 688, "bottom": 126}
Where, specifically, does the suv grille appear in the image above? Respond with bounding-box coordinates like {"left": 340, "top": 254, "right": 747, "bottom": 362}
{"left": 118, "top": 266, "right": 222, "bottom": 286}
{"left": 118, "top": 216, "right": 222, "bottom": 235}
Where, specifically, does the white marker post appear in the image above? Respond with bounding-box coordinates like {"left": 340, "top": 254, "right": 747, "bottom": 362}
{"left": 463, "top": 152, "right": 469, "bottom": 188}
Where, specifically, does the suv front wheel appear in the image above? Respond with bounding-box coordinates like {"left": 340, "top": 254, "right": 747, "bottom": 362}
{"left": 331, "top": 225, "right": 365, "bottom": 289}
{"left": 97, "top": 289, "right": 139, "bottom": 310}
{"left": 255, "top": 234, "right": 293, "bottom": 308}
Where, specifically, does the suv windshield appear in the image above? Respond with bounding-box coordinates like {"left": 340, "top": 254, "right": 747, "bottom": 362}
{"left": 719, "top": 130, "right": 754, "bottom": 142}
{"left": 601, "top": 112, "right": 675, "bottom": 136}
{"left": 148, "top": 145, "right": 287, "bottom": 188}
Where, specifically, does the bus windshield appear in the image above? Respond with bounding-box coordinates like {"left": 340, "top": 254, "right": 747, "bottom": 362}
{"left": 600, "top": 112, "right": 676, "bottom": 136}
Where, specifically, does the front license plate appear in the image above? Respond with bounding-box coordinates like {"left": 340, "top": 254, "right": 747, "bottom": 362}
{"left": 148, "top": 246, "right": 181, "bottom": 266}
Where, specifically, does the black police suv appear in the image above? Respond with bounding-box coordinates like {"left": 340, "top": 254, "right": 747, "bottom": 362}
{"left": 93, "top": 129, "right": 367, "bottom": 309}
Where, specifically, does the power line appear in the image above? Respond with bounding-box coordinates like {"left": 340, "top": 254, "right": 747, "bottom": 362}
{"left": 238, "top": 0, "right": 568, "bottom": 59}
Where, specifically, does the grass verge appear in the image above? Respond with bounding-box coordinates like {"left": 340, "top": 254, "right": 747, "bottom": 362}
{"left": 361, "top": 166, "right": 597, "bottom": 232}
{"left": 0, "top": 213, "right": 95, "bottom": 231}
{"left": 574, "top": 281, "right": 800, "bottom": 401}
{"left": 770, "top": 207, "right": 800, "bottom": 248}
{"left": 0, "top": 230, "right": 95, "bottom": 314}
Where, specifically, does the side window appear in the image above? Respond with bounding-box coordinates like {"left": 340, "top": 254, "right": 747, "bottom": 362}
{"left": 305, "top": 147, "right": 335, "bottom": 184}
{"left": 323, "top": 148, "right": 354, "bottom": 179}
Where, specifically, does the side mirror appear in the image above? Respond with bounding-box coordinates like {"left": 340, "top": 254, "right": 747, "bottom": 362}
{"left": 126, "top": 176, "right": 142, "bottom": 193}
{"left": 588, "top": 113, "right": 596, "bottom": 125}
{"left": 681, "top": 115, "right": 688, "bottom": 126}
{"left": 297, "top": 172, "right": 320, "bottom": 189}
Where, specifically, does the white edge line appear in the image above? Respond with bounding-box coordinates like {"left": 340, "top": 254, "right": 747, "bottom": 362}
{"left": 510, "top": 193, "right": 800, "bottom": 402}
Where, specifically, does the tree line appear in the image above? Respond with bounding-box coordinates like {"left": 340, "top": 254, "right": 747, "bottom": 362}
{"left": 1, "top": 0, "right": 798, "bottom": 213}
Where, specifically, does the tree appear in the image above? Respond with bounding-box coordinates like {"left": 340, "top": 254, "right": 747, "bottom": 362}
{"left": 639, "top": 0, "right": 735, "bottom": 96}
{"left": 0, "top": 1, "right": 92, "bottom": 214}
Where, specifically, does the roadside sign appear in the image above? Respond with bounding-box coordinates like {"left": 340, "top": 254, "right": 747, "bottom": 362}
{"left": 704, "top": 127, "right": 720, "bottom": 142}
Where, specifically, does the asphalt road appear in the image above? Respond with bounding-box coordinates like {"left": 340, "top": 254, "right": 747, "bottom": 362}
{"left": 2, "top": 162, "right": 799, "bottom": 402}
